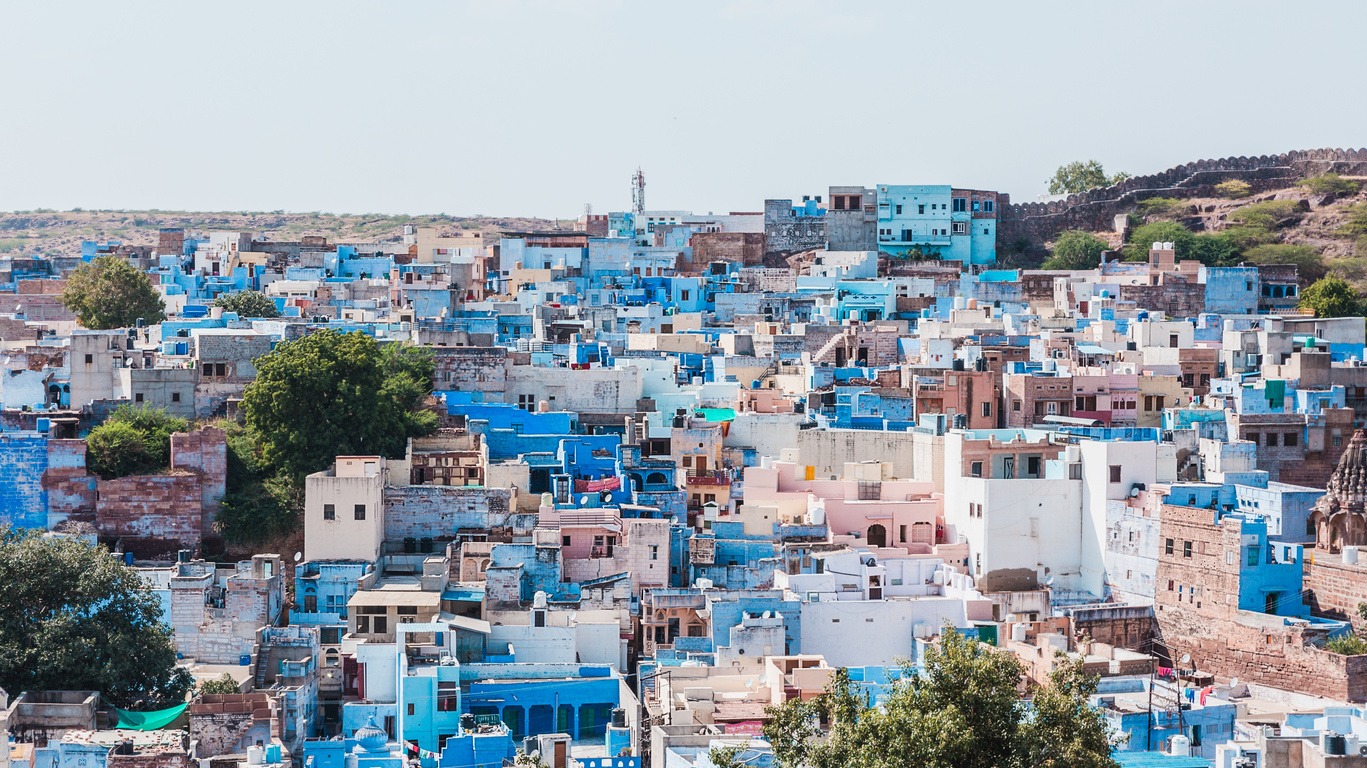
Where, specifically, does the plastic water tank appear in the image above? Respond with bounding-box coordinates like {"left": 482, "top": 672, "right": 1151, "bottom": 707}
{"left": 1169, "top": 735, "right": 1191, "bottom": 757}
{"left": 1011, "top": 623, "right": 1028, "bottom": 643}
{"left": 1344, "top": 546, "right": 1360, "bottom": 565}
{"left": 247, "top": 747, "right": 265, "bottom": 766}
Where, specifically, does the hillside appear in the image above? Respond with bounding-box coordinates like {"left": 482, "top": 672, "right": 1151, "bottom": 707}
{"left": 0, "top": 210, "right": 563, "bottom": 257}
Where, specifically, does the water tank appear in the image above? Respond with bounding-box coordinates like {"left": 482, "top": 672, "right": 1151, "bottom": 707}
{"left": 541, "top": 493, "right": 554, "bottom": 507}
{"left": 1169, "top": 735, "right": 1191, "bottom": 756}
{"left": 695, "top": 578, "right": 714, "bottom": 590}
{"left": 239, "top": 653, "right": 252, "bottom": 666}
{"left": 1163, "top": 242, "right": 1175, "bottom": 250}
{"left": 611, "top": 708, "right": 628, "bottom": 728}
{"left": 1152, "top": 242, "right": 1163, "bottom": 251}
{"left": 1344, "top": 546, "right": 1359, "bottom": 565}
{"left": 247, "top": 747, "right": 265, "bottom": 766}
{"left": 265, "top": 744, "right": 282, "bottom": 764}
{"left": 954, "top": 296, "right": 967, "bottom": 310}
{"left": 1323, "top": 732, "right": 1347, "bottom": 756}
{"left": 533, "top": 591, "right": 548, "bottom": 609}
{"left": 1011, "top": 623, "right": 1028, "bottom": 643}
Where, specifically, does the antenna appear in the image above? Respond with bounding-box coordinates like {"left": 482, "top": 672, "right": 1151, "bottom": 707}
{"left": 632, "top": 167, "right": 646, "bottom": 218}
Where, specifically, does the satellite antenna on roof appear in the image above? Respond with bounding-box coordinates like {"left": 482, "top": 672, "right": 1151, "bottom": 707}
{"left": 293, "top": 552, "right": 302, "bottom": 563}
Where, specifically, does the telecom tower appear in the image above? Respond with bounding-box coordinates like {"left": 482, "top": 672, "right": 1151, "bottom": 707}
{"left": 631, "top": 167, "right": 646, "bottom": 217}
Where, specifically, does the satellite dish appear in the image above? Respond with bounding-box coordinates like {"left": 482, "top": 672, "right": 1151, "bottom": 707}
{"left": 293, "top": 551, "right": 303, "bottom": 563}
{"left": 580, "top": 495, "right": 590, "bottom": 506}
{"left": 1179, "top": 653, "right": 1192, "bottom": 666}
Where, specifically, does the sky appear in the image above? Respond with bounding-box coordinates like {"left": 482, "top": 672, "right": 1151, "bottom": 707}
{"left": 2, "top": 1, "right": 1365, "bottom": 219}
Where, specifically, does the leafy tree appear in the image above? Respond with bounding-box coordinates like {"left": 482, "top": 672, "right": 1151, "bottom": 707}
{"left": 0, "top": 528, "right": 193, "bottom": 708}
{"left": 1043, "top": 231, "right": 1109, "bottom": 270}
{"left": 1326, "top": 635, "right": 1367, "bottom": 655}
{"left": 243, "top": 331, "right": 437, "bottom": 485}
{"left": 199, "top": 673, "right": 240, "bottom": 695}
{"left": 1122, "top": 221, "right": 1195, "bottom": 262}
{"left": 214, "top": 421, "right": 297, "bottom": 545}
{"left": 763, "top": 629, "right": 1118, "bottom": 768}
{"left": 1048, "top": 160, "right": 1125, "bottom": 196}
{"left": 1299, "top": 276, "right": 1362, "bottom": 318}
{"left": 1241, "top": 244, "right": 1327, "bottom": 284}
{"left": 1305, "top": 173, "right": 1360, "bottom": 197}
{"left": 707, "top": 742, "right": 751, "bottom": 768}
{"left": 86, "top": 405, "right": 189, "bottom": 480}
{"left": 214, "top": 290, "right": 280, "bottom": 318}
{"left": 1215, "top": 179, "right": 1253, "bottom": 198}
{"left": 60, "top": 254, "right": 165, "bottom": 329}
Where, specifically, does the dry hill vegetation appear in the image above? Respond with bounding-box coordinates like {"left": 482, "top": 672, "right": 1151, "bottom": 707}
{"left": 0, "top": 209, "right": 562, "bottom": 256}
{"left": 1048, "top": 173, "right": 1367, "bottom": 290}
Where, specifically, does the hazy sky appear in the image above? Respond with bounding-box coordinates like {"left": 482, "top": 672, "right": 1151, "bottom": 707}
{"left": 3, "top": 1, "right": 1365, "bottom": 218}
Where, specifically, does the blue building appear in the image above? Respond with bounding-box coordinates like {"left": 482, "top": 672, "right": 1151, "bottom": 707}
{"left": 875, "top": 184, "right": 998, "bottom": 264}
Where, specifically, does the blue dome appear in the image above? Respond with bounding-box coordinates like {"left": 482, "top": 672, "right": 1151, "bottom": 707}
{"left": 354, "top": 716, "right": 388, "bottom": 753}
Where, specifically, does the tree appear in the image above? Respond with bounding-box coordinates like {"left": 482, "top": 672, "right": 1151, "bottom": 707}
{"left": 1122, "top": 221, "right": 1195, "bottom": 262}
{"left": 707, "top": 742, "right": 751, "bottom": 768}
{"left": 1048, "top": 160, "right": 1128, "bottom": 196}
{"left": 1305, "top": 173, "right": 1360, "bottom": 197}
{"left": 86, "top": 405, "right": 189, "bottom": 480}
{"left": 199, "top": 673, "right": 240, "bottom": 695}
{"left": 214, "top": 290, "right": 280, "bottom": 318}
{"left": 1299, "top": 276, "right": 1363, "bottom": 318}
{"left": 60, "top": 254, "right": 165, "bottom": 329}
{"left": 243, "top": 331, "right": 437, "bottom": 486}
{"left": 214, "top": 420, "right": 297, "bottom": 545}
{"left": 0, "top": 528, "right": 193, "bottom": 708}
{"left": 1043, "top": 231, "right": 1109, "bottom": 270}
{"left": 763, "top": 629, "right": 1118, "bottom": 768}
{"left": 1242, "top": 244, "right": 1328, "bottom": 284}
{"left": 1215, "top": 179, "right": 1253, "bottom": 199}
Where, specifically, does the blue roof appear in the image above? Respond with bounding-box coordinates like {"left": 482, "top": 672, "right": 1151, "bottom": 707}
{"left": 1114, "top": 753, "right": 1212, "bottom": 768}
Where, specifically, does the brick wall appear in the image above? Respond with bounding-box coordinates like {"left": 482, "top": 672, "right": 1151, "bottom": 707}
{"left": 432, "top": 347, "right": 508, "bottom": 393}
{"left": 1305, "top": 557, "right": 1367, "bottom": 628}
{"left": 189, "top": 694, "right": 279, "bottom": 756}
{"left": 383, "top": 485, "right": 524, "bottom": 541}
{"left": 97, "top": 473, "right": 203, "bottom": 551}
{"left": 692, "top": 233, "right": 766, "bottom": 268}
{"left": 43, "top": 438, "right": 96, "bottom": 525}
{"left": 171, "top": 427, "right": 227, "bottom": 535}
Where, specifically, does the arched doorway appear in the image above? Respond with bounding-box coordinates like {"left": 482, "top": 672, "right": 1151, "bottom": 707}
{"left": 866, "top": 524, "right": 887, "bottom": 548}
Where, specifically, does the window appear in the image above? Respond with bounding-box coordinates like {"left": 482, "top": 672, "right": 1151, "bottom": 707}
{"left": 1183, "top": 541, "right": 1193, "bottom": 558}
{"left": 952, "top": 198, "right": 967, "bottom": 213}
{"left": 171, "top": 392, "right": 181, "bottom": 403}
{"left": 649, "top": 545, "right": 659, "bottom": 561}
{"left": 1068, "top": 463, "right": 1083, "bottom": 480}
{"left": 354, "top": 504, "right": 366, "bottom": 520}
{"left": 562, "top": 535, "right": 571, "bottom": 546}
{"left": 1013, "top": 401, "right": 1021, "bottom": 411}
{"left": 981, "top": 402, "right": 991, "bottom": 417}
{"left": 373, "top": 616, "right": 387, "bottom": 635}
{"left": 408, "top": 704, "right": 416, "bottom": 716}
{"left": 1165, "top": 538, "right": 1174, "bottom": 555}
{"left": 134, "top": 393, "right": 144, "bottom": 403}
{"left": 1247, "top": 547, "right": 1259, "bottom": 566}
{"left": 899, "top": 524, "right": 908, "bottom": 543}
{"left": 1284, "top": 431, "right": 1299, "bottom": 447}
{"left": 1266, "top": 433, "right": 1278, "bottom": 447}
{"left": 952, "top": 222, "right": 968, "bottom": 235}
{"left": 438, "top": 681, "right": 459, "bottom": 712}
{"left": 323, "top": 504, "right": 336, "bottom": 521}
{"left": 357, "top": 616, "right": 370, "bottom": 633}
{"left": 1109, "top": 465, "right": 1122, "bottom": 483}
{"left": 84, "top": 354, "right": 93, "bottom": 364}
{"left": 970, "top": 461, "right": 983, "bottom": 477}
{"left": 895, "top": 204, "right": 903, "bottom": 215}
{"left": 1027, "top": 456, "right": 1041, "bottom": 476}
{"left": 918, "top": 204, "right": 925, "bottom": 214}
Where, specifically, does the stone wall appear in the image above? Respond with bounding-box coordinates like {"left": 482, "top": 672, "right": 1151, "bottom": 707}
{"left": 1066, "top": 604, "right": 1156, "bottom": 651}
{"left": 691, "top": 232, "right": 765, "bottom": 268}
{"left": 1116, "top": 281, "right": 1206, "bottom": 319}
{"left": 383, "top": 485, "right": 525, "bottom": 541}
{"left": 43, "top": 438, "right": 96, "bottom": 526}
{"left": 1000, "top": 148, "right": 1367, "bottom": 245}
{"left": 1305, "top": 556, "right": 1367, "bottom": 629}
{"left": 189, "top": 694, "right": 279, "bottom": 757}
{"left": 432, "top": 347, "right": 508, "bottom": 393}
{"left": 171, "top": 426, "right": 227, "bottom": 535}
{"left": 97, "top": 473, "right": 203, "bottom": 552}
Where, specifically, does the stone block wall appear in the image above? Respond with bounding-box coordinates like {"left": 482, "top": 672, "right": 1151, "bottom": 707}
{"left": 97, "top": 473, "right": 203, "bottom": 552}
{"left": 383, "top": 485, "right": 522, "bottom": 541}
{"left": 1305, "top": 557, "right": 1367, "bottom": 628}
{"left": 691, "top": 233, "right": 765, "bottom": 268}
{"left": 189, "top": 694, "right": 279, "bottom": 757}
{"left": 44, "top": 438, "right": 96, "bottom": 526}
{"left": 171, "top": 426, "right": 227, "bottom": 534}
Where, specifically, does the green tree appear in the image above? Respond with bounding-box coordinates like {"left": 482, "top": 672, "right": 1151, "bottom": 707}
{"left": 707, "top": 742, "right": 751, "bottom": 768}
{"left": 243, "top": 331, "right": 437, "bottom": 485}
{"left": 1214, "top": 179, "right": 1253, "bottom": 198}
{"left": 764, "top": 629, "right": 1118, "bottom": 768}
{"left": 1299, "top": 276, "right": 1363, "bottom": 318}
{"left": 1048, "top": 160, "right": 1121, "bottom": 196}
{"left": 1241, "top": 244, "right": 1327, "bottom": 284}
{"left": 1122, "top": 221, "right": 1195, "bottom": 262}
{"left": 0, "top": 528, "right": 193, "bottom": 708}
{"left": 60, "top": 254, "right": 165, "bottom": 329}
{"left": 1134, "top": 197, "right": 1186, "bottom": 219}
{"left": 85, "top": 405, "right": 189, "bottom": 480}
{"left": 1043, "top": 231, "right": 1109, "bottom": 270}
{"left": 214, "top": 290, "right": 280, "bottom": 318}
{"left": 1304, "top": 173, "right": 1360, "bottom": 197}
{"left": 214, "top": 421, "right": 297, "bottom": 545}
{"left": 199, "top": 673, "right": 240, "bottom": 695}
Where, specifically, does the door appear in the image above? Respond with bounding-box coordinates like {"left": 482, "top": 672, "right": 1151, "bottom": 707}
{"left": 867, "top": 524, "right": 887, "bottom": 548}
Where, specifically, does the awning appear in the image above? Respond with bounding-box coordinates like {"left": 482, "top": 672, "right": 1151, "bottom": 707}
{"left": 114, "top": 703, "right": 188, "bottom": 731}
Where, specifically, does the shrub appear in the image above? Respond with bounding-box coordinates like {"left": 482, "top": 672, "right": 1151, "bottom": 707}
{"left": 86, "top": 405, "right": 189, "bottom": 480}
{"left": 1135, "top": 197, "right": 1187, "bottom": 219}
{"left": 1042, "top": 231, "right": 1109, "bottom": 270}
{"left": 1122, "top": 221, "right": 1195, "bottom": 262}
{"left": 199, "top": 674, "right": 240, "bottom": 695}
{"left": 1229, "top": 199, "right": 1304, "bottom": 229}
{"left": 1299, "top": 276, "right": 1363, "bottom": 319}
{"left": 1326, "top": 635, "right": 1367, "bottom": 656}
{"left": 1214, "top": 179, "right": 1253, "bottom": 198}
{"left": 1304, "top": 173, "right": 1361, "bottom": 197}
{"left": 1339, "top": 203, "right": 1367, "bottom": 238}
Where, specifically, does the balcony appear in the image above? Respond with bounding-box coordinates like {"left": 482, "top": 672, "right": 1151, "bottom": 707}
{"left": 686, "top": 470, "right": 731, "bottom": 487}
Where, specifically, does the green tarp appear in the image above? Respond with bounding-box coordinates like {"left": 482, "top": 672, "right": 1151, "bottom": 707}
{"left": 114, "top": 703, "right": 187, "bottom": 730}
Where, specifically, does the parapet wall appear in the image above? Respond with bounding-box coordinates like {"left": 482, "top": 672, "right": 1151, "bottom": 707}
{"left": 1000, "top": 148, "right": 1367, "bottom": 244}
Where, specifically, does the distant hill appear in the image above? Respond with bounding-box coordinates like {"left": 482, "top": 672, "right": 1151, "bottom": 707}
{"left": 0, "top": 210, "right": 564, "bottom": 257}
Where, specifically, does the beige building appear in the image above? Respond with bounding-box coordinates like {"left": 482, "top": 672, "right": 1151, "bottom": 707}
{"left": 304, "top": 456, "right": 386, "bottom": 562}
